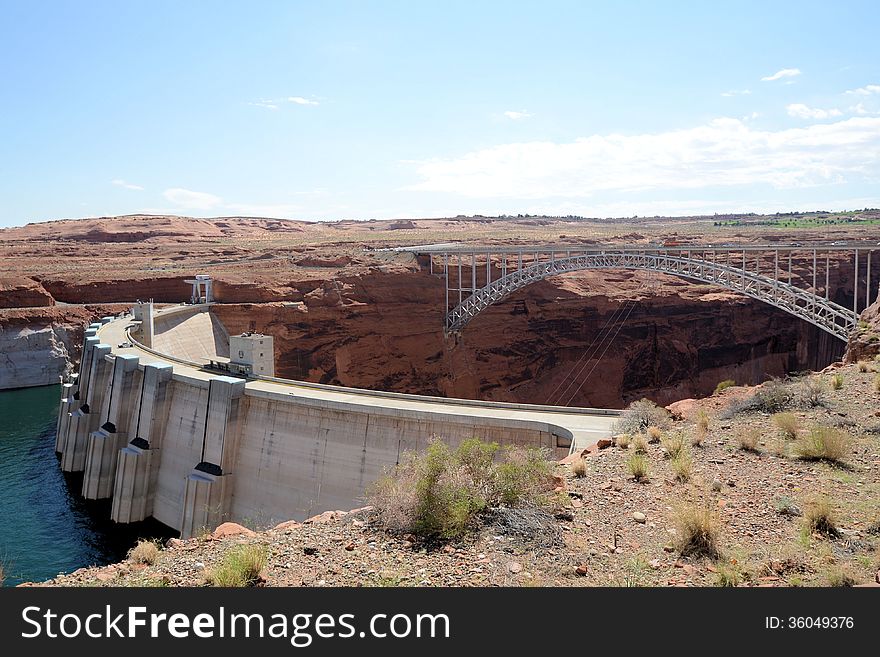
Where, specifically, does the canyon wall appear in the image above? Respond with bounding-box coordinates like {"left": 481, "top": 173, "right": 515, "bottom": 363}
{"left": 212, "top": 267, "right": 846, "bottom": 409}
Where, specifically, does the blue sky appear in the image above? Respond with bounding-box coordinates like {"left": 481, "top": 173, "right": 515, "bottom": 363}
{"left": 1, "top": 0, "right": 879, "bottom": 227}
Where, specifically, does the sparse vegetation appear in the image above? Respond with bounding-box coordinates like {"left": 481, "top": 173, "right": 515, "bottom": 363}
{"left": 824, "top": 565, "right": 857, "bottom": 587}
{"left": 207, "top": 544, "right": 267, "bottom": 587}
{"left": 128, "top": 539, "right": 161, "bottom": 566}
{"left": 571, "top": 457, "right": 587, "bottom": 478}
{"left": 714, "top": 560, "right": 743, "bottom": 587}
{"left": 803, "top": 496, "right": 839, "bottom": 538}
{"left": 735, "top": 427, "right": 761, "bottom": 452}
{"left": 626, "top": 453, "right": 650, "bottom": 482}
{"left": 670, "top": 451, "right": 692, "bottom": 483}
{"left": 674, "top": 504, "right": 721, "bottom": 558}
{"left": 774, "top": 496, "right": 802, "bottom": 517}
{"left": 857, "top": 361, "right": 869, "bottom": 373}
{"left": 611, "top": 398, "right": 670, "bottom": 435}
{"left": 646, "top": 425, "right": 663, "bottom": 443}
{"left": 874, "top": 374, "right": 880, "bottom": 392}
{"left": 693, "top": 409, "right": 709, "bottom": 447}
{"left": 632, "top": 434, "right": 649, "bottom": 455}
{"left": 615, "top": 434, "right": 631, "bottom": 450}
{"left": 714, "top": 379, "right": 736, "bottom": 394}
{"left": 369, "top": 438, "right": 552, "bottom": 540}
{"left": 661, "top": 433, "right": 685, "bottom": 459}
{"left": 772, "top": 412, "right": 800, "bottom": 439}
{"left": 797, "top": 377, "right": 825, "bottom": 408}
{"left": 794, "top": 426, "right": 850, "bottom": 463}
{"left": 830, "top": 374, "right": 843, "bottom": 390}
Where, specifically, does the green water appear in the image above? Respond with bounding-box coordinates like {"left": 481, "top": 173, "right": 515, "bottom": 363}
{"left": 0, "top": 385, "right": 172, "bottom": 586}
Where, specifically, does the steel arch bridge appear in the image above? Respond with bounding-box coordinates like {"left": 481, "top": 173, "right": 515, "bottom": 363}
{"left": 391, "top": 243, "right": 878, "bottom": 341}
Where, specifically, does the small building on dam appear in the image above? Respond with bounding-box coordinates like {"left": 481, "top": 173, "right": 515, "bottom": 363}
{"left": 54, "top": 293, "right": 617, "bottom": 538}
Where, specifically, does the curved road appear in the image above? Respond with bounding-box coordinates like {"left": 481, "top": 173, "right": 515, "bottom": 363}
{"left": 95, "top": 306, "right": 619, "bottom": 452}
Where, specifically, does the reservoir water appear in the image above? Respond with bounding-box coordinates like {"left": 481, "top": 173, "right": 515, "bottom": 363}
{"left": 0, "top": 384, "right": 172, "bottom": 586}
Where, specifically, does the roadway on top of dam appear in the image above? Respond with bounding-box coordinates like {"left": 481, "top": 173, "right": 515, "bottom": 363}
{"left": 95, "top": 305, "right": 619, "bottom": 451}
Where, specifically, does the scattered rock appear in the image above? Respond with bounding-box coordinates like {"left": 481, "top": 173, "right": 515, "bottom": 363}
{"left": 596, "top": 438, "right": 613, "bottom": 450}
{"left": 507, "top": 562, "right": 523, "bottom": 574}
{"left": 211, "top": 522, "right": 256, "bottom": 539}
{"left": 303, "top": 546, "right": 319, "bottom": 556}
{"left": 633, "top": 512, "right": 647, "bottom": 523}
{"left": 344, "top": 542, "right": 355, "bottom": 551}
{"left": 575, "top": 564, "right": 588, "bottom": 576}
{"left": 711, "top": 479, "right": 723, "bottom": 492}
{"left": 273, "top": 520, "right": 302, "bottom": 531}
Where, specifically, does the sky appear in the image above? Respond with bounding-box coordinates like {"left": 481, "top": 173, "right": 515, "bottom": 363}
{"left": 1, "top": 0, "right": 879, "bottom": 228}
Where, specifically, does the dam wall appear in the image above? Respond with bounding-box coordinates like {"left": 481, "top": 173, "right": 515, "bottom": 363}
{"left": 54, "top": 308, "right": 602, "bottom": 537}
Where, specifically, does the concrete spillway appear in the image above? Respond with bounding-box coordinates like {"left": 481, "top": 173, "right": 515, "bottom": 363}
{"left": 55, "top": 305, "right": 618, "bottom": 537}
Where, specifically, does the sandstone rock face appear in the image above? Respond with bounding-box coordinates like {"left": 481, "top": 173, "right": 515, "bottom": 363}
{"left": 0, "top": 277, "right": 54, "bottom": 308}
{"left": 0, "top": 305, "right": 128, "bottom": 389}
{"left": 846, "top": 283, "right": 880, "bottom": 362}
{"left": 0, "top": 324, "right": 72, "bottom": 389}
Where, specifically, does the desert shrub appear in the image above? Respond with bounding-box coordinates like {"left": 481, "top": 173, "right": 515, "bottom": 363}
{"left": 626, "top": 453, "right": 650, "bottom": 482}
{"left": 796, "top": 377, "right": 825, "bottom": 408}
{"left": 773, "top": 496, "right": 802, "bottom": 517}
{"left": 695, "top": 408, "right": 709, "bottom": 433}
{"left": 714, "top": 561, "right": 743, "bottom": 587}
{"left": 611, "top": 399, "right": 670, "bottom": 435}
{"left": 369, "top": 438, "right": 552, "bottom": 540}
{"left": 670, "top": 451, "right": 692, "bottom": 483}
{"left": 128, "top": 539, "right": 161, "bottom": 566}
{"left": 207, "top": 544, "right": 267, "bottom": 587}
{"left": 824, "top": 566, "right": 857, "bottom": 587}
{"left": 571, "top": 457, "right": 587, "bottom": 478}
{"left": 803, "top": 496, "right": 838, "bottom": 537}
{"left": 674, "top": 504, "right": 721, "bottom": 558}
{"left": 661, "top": 433, "right": 685, "bottom": 459}
{"left": 857, "top": 361, "right": 869, "bottom": 373}
{"left": 794, "top": 426, "right": 850, "bottom": 463}
{"left": 772, "top": 412, "right": 800, "bottom": 440}
{"left": 646, "top": 425, "right": 663, "bottom": 443}
{"left": 615, "top": 434, "right": 631, "bottom": 450}
{"left": 735, "top": 427, "right": 761, "bottom": 452}
{"left": 714, "top": 379, "right": 736, "bottom": 394}
{"left": 632, "top": 434, "right": 649, "bottom": 454}
{"left": 830, "top": 374, "right": 843, "bottom": 390}
{"left": 720, "top": 378, "right": 793, "bottom": 418}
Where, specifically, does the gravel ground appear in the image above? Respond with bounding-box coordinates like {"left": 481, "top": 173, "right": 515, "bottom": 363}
{"left": 31, "top": 362, "right": 880, "bottom": 588}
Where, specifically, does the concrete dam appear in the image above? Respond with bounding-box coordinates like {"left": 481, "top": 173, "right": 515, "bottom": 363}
{"left": 54, "top": 302, "right": 618, "bottom": 538}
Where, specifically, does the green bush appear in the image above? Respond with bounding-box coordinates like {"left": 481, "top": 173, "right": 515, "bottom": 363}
{"left": 369, "top": 438, "right": 552, "bottom": 540}
{"left": 794, "top": 426, "right": 850, "bottom": 463}
{"left": 627, "top": 453, "right": 650, "bottom": 482}
{"left": 207, "top": 545, "right": 267, "bottom": 587}
{"left": 714, "top": 379, "right": 736, "bottom": 394}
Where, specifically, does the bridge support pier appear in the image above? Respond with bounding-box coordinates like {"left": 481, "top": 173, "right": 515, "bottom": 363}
{"left": 111, "top": 362, "right": 174, "bottom": 523}
{"left": 61, "top": 342, "right": 112, "bottom": 472}
{"left": 82, "top": 354, "right": 140, "bottom": 500}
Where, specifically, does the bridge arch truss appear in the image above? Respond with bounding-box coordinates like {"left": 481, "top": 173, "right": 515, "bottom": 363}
{"left": 397, "top": 244, "right": 878, "bottom": 342}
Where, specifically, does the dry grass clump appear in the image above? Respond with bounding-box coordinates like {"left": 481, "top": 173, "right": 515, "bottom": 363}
{"left": 714, "top": 379, "right": 735, "bottom": 394}
{"left": 646, "top": 426, "right": 663, "bottom": 443}
{"left": 369, "top": 438, "right": 553, "bottom": 540}
{"left": 615, "top": 434, "right": 631, "bottom": 450}
{"left": 571, "top": 457, "right": 587, "bottom": 478}
{"left": 626, "top": 453, "right": 650, "bottom": 482}
{"left": 128, "top": 539, "right": 161, "bottom": 566}
{"left": 207, "top": 544, "right": 267, "bottom": 587}
{"left": 661, "top": 433, "right": 685, "bottom": 459}
{"left": 670, "top": 451, "right": 692, "bottom": 483}
{"left": 693, "top": 409, "right": 709, "bottom": 447}
{"left": 794, "top": 426, "right": 850, "bottom": 463}
{"left": 674, "top": 504, "right": 721, "bottom": 558}
{"left": 611, "top": 398, "right": 670, "bottom": 435}
{"left": 874, "top": 374, "right": 880, "bottom": 392}
{"left": 824, "top": 565, "right": 857, "bottom": 587}
{"left": 772, "top": 412, "right": 800, "bottom": 440}
{"left": 857, "top": 361, "right": 869, "bottom": 373}
{"left": 796, "top": 376, "right": 825, "bottom": 408}
{"left": 830, "top": 374, "right": 843, "bottom": 390}
{"left": 632, "top": 434, "right": 649, "bottom": 454}
{"left": 803, "top": 495, "right": 839, "bottom": 538}
{"left": 735, "top": 427, "right": 761, "bottom": 452}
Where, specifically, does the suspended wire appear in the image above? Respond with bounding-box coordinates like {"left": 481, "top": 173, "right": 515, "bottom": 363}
{"left": 561, "top": 298, "right": 640, "bottom": 407}
{"left": 550, "top": 298, "right": 634, "bottom": 406}
{"left": 544, "top": 299, "right": 629, "bottom": 405}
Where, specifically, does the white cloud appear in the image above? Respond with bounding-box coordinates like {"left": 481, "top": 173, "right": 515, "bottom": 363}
{"left": 162, "top": 188, "right": 223, "bottom": 210}
{"left": 248, "top": 100, "right": 279, "bottom": 110}
{"left": 111, "top": 179, "right": 144, "bottom": 191}
{"left": 721, "top": 89, "right": 752, "bottom": 97}
{"left": 503, "top": 110, "right": 532, "bottom": 120}
{"left": 761, "top": 68, "right": 802, "bottom": 82}
{"left": 406, "top": 116, "right": 880, "bottom": 199}
{"left": 846, "top": 84, "right": 880, "bottom": 96}
{"left": 786, "top": 103, "right": 842, "bottom": 119}
{"left": 288, "top": 96, "right": 319, "bottom": 106}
